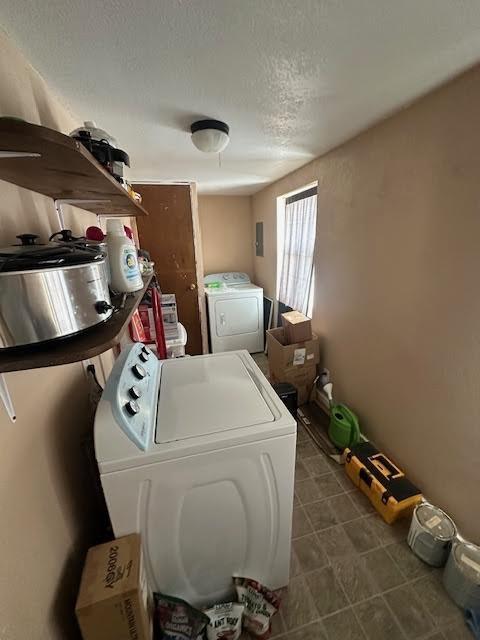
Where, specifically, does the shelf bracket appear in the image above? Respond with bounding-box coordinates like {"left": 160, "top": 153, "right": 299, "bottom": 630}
{"left": 0, "top": 151, "right": 41, "bottom": 159}
{"left": 54, "top": 198, "right": 111, "bottom": 228}
{"left": 0, "top": 374, "right": 16, "bottom": 423}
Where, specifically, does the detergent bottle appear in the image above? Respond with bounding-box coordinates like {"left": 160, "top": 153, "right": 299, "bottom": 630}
{"left": 106, "top": 219, "right": 143, "bottom": 293}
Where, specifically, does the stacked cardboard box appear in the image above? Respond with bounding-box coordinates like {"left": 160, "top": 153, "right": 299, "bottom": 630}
{"left": 267, "top": 325, "right": 319, "bottom": 405}
{"left": 281, "top": 310, "right": 313, "bottom": 344}
{"left": 75, "top": 534, "right": 152, "bottom": 640}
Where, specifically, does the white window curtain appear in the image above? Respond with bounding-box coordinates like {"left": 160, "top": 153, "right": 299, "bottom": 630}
{"left": 278, "top": 187, "right": 317, "bottom": 315}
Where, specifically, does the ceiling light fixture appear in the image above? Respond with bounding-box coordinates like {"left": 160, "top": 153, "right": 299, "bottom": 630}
{"left": 191, "top": 119, "right": 230, "bottom": 154}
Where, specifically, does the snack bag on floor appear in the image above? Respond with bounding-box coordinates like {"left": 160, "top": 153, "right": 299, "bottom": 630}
{"left": 205, "top": 602, "right": 244, "bottom": 640}
{"left": 233, "top": 577, "right": 280, "bottom": 639}
{"left": 153, "top": 592, "right": 209, "bottom": 640}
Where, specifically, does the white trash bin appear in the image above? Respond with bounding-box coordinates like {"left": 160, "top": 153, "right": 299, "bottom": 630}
{"left": 166, "top": 322, "right": 188, "bottom": 358}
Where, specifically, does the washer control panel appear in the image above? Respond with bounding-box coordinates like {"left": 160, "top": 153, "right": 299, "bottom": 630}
{"left": 204, "top": 272, "right": 251, "bottom": 287}
{"left": 107, "top": 343, "right": 160, "bottom": 450}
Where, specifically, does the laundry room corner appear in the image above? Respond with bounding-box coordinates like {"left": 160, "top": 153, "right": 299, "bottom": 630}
{"left": 198, "top": 195, "right": 254, "bottom": 280}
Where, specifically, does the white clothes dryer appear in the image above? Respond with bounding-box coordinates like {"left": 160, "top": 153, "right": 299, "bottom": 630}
{"left": 204, "top": 272, "right": 264, "bottom": 353}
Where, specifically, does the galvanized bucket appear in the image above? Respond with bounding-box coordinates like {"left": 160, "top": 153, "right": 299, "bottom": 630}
{"left": 407, "top": 503, "right": 456, "bottom": 567}
{"left": 443, "top": 541, "right": 480, "bottom": 610}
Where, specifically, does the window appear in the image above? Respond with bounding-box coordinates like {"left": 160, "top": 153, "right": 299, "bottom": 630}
{"left": 277, "top": 184, "right": 317, "bottom": 317}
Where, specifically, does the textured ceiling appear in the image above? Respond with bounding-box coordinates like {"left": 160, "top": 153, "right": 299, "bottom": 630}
{"left": 2, "top": 1, "right": 480, "bottom": 194}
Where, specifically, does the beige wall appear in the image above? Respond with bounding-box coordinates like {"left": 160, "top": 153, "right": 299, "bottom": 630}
{"left": 198, "top": 195, "right": 253, "bottom": 277}
{"left": 0, "top": 32, "right": 113, "bottom": 639}
{"left": 253, "top": 65, "right": 480, "bottom": 541}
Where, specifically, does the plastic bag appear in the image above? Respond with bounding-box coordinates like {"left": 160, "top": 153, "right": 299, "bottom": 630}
{"left": 153, "top": 592, "right": 209, "bottom": 640}
{"left": 205, "top": 602, "right": 244, "bottom": 640}
{"left": 233, "top": 577, "right": 280, "bottom": 639}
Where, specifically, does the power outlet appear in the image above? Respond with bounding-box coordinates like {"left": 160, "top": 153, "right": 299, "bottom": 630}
{"left": 319, "top": 367, "right": 330, "bottom": 387}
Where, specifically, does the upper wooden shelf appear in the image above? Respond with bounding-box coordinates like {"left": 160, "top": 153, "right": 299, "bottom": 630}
{"left": 0, "top": 118, "right": 148, "bottom": 217}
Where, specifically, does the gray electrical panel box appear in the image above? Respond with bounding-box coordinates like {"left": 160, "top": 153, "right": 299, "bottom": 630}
{"left": 255, "top": 222, "right": 264, "bottom": 257}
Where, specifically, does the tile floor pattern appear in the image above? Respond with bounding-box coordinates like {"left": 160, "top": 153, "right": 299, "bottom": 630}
{"left": 268, "top": 425, "right": 472, "bottom": 640}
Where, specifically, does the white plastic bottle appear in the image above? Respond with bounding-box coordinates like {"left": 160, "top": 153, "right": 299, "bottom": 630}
{"left": 106, "top": 219, "right": 143, "bottom": 293}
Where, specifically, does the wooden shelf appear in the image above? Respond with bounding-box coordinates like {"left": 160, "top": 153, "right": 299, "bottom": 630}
{"left": 0, "top": 118, "right": 148, "bottom": 217}
{"left": 0, "top": 274, "right": 153, "bottom": 373}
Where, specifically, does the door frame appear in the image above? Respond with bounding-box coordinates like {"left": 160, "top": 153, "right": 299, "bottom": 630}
{"left": 189, "top": 183, "right": 209, "bottom": 354}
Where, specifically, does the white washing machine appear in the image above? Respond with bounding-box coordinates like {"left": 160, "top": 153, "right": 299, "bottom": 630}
{"left": 94, "top": 342, "right": 296, "bottom": 607}
{"left": 204, "top": 272, "right": 264, "bottom": 353}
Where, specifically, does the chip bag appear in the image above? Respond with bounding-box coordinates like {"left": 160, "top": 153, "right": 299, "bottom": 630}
{"left": 233, "top": 577, "right": 280, "bottom": 639}
{"left": 153, "top": 592, "right": 209, "bottom": 640}
{"left": 205, "top": 602, "right": 244, "bottom": 640}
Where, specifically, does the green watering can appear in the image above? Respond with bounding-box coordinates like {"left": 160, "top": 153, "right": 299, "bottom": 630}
{"left": 324, "top": 383, "right": 360, "bottom": 449}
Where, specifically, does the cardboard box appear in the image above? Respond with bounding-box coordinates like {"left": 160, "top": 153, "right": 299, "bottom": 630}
{"left": 267, "top": 327, "right": 320, "bottom": 405}
{"left": 76, "top": 534, "right": 152, "bottom": 640}
{"left": 271, "top": 363, "right": 317, "bottom": 405}
{"left": 281, "top": 310, "right": 312, "bottom": 344}
{"left": 161, "top": 294, "right": 179, "bottom": 340}
{"left": 267, "top": 327, "right": 319, "bottom": 371}
{"left": 138, "top": 304, "right": 156, "bottom": 343}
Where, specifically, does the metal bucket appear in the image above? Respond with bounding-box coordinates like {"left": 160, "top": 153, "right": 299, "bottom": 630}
{"left": 443, "top": 542, "right": 480, "bottom": 610}
{"left": 407, "top": 503, "right": 456, "bottom": 567}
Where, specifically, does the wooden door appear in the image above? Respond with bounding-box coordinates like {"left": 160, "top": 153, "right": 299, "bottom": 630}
{"left": 133, "top": 183, "right": 207, "bottom": 355}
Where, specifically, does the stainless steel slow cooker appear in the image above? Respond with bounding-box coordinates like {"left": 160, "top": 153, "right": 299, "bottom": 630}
{"left": 0, "top": 234, "right": 113, "bottom": 348}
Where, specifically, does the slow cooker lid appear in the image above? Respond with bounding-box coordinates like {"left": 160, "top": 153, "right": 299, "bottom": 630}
{"left": 0, "top": 234, "right": 105, "bottom": 272}
{"left": 49, "top": 229, "right": 106, "bottom": 251}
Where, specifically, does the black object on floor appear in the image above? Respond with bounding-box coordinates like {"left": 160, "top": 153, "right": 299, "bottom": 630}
{"left": 272, "top": 382, "right": 298, "bottom": 416}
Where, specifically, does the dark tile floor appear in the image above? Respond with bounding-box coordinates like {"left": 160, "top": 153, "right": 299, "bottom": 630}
{"left": 273, "top": 425, "right": 472, "bottom": 640}
{"left": 251, "top": 352, "right": 472, "bottom": 639}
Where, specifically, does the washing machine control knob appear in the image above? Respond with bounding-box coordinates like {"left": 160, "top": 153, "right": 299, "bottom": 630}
{"left": 132, "top": 364, "right": 146, "bottom": 379}
{"left": 125, "top": 400, "right": 140, "bottom": 416}
{"left": 139, "top": 351, "right": 149, "bottom": 362}
{"left": 129, "top": 385, "right": 142, "bottom": 400}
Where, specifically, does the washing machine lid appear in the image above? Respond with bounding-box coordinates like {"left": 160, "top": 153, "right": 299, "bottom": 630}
{"left": 155, "top": 352, "right": 274, "bottom": 443}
